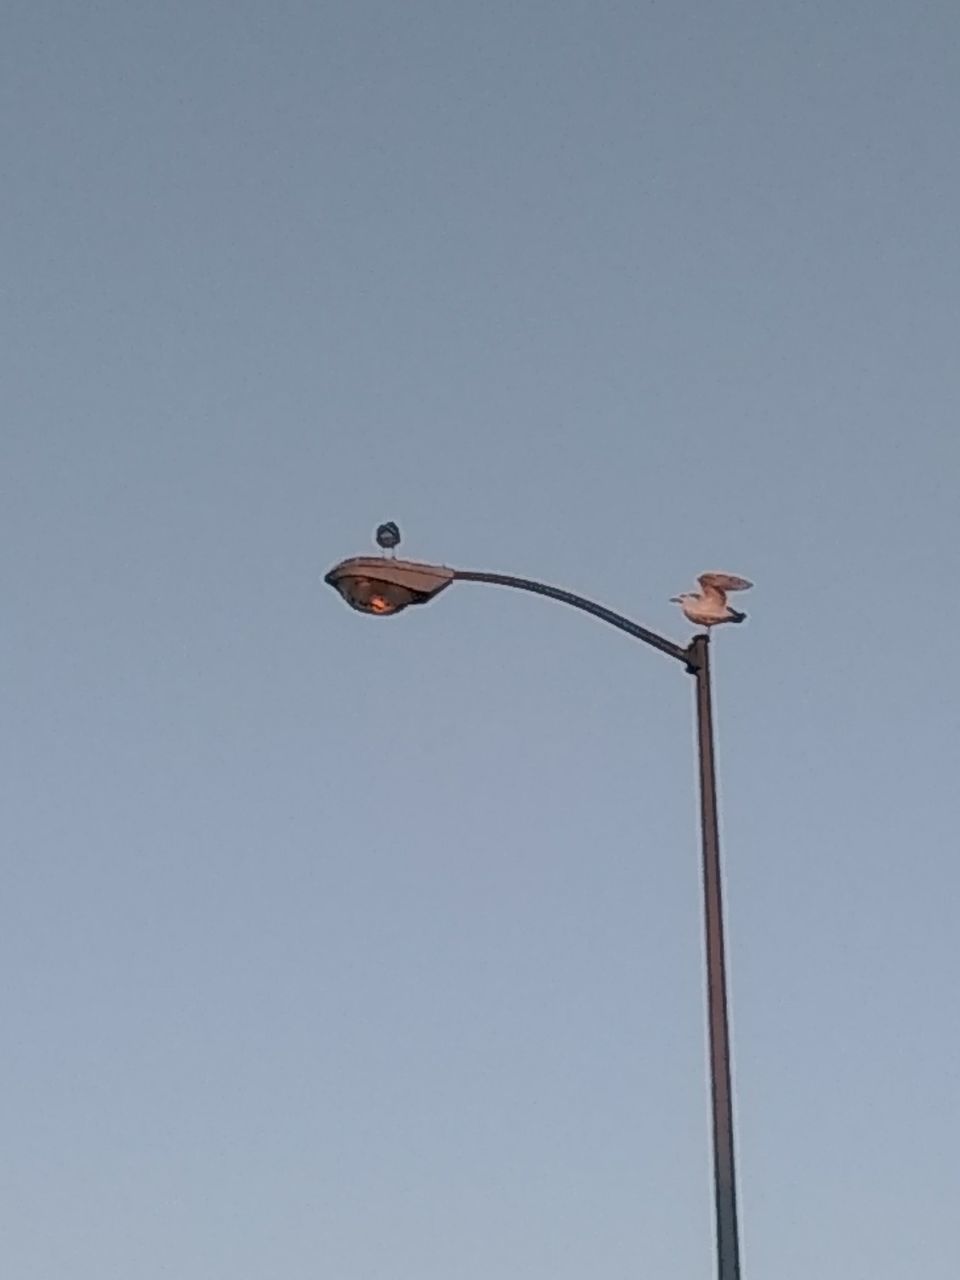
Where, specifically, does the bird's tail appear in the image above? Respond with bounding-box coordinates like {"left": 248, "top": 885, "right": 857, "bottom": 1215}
{"left": 729, "top": 609, "right": 747, "bottom": 624}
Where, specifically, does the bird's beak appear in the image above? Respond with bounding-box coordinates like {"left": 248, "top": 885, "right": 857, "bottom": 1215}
{"left": 669, "top": 596, "right": 682, "bottom": 603}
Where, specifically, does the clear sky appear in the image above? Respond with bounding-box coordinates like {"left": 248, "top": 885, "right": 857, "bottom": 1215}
{"left": 3, "top": 3, "right": 958, "bottom": 1277}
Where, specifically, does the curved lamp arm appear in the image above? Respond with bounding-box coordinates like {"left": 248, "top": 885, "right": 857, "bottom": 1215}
{"left": 453, "top": 569, "right": 691, "bottom": 665}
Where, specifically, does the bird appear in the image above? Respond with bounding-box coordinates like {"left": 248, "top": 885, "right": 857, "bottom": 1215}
{"left": 670, "top": 572, "right": 753, "bottom": 628}
{"left": 374, "top": 522, "right": 401, "bottom": 556}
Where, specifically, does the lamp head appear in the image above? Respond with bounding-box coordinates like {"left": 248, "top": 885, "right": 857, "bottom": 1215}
{"left": 324, "top": 556, "right": 454, "bottom": 616}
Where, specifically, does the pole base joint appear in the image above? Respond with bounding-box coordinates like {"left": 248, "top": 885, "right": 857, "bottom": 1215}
{"left": 685, "top": 632, "right": 709, "bottom": 675}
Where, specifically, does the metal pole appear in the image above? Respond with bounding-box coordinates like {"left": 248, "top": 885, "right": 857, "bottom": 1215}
{"left": 689, "top": 633, "right": 742, "bottom": 1280}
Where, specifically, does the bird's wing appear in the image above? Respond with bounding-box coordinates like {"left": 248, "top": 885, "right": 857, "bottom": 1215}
{"left": 698, "top": 572, "right": 753, "bottom": 601}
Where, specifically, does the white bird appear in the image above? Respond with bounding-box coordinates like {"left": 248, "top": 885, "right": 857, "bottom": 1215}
{"left": 671, "top": 572, "right": 753, "bottom": 628}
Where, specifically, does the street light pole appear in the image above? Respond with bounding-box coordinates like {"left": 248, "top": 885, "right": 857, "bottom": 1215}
{"left": 688, "top": 633, "right": 741, "bottom": 1280}
{"left": 324, "top": 553, "right": 745, "bottom": 1280}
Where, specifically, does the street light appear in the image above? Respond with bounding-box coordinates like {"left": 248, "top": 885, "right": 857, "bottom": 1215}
{"left": 325, "top": 544, "right": 746, "bottom": 1280}
{"left": 325, "top": 556, "right": 454, "bottom": 615}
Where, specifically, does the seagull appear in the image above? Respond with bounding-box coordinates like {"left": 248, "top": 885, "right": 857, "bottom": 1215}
{"left": 375, "top": 522, "right": 401, "bottom": 556}
{"left": 671, "top": 572, "right": 753, "bottom": 628}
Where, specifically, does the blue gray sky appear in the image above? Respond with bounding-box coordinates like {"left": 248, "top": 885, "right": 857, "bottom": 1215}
{"left": 3, "top": 3, "right": 958, "bottom": 1277}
